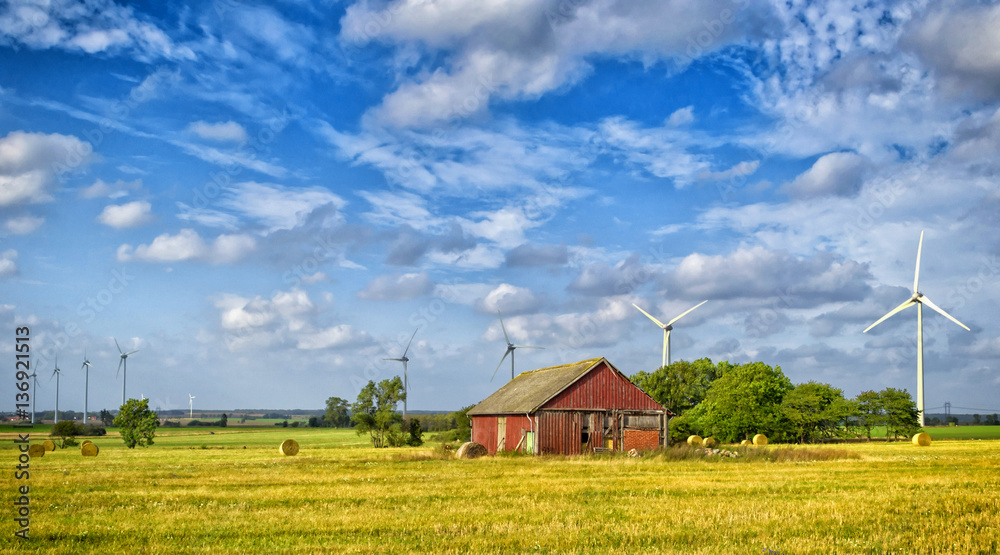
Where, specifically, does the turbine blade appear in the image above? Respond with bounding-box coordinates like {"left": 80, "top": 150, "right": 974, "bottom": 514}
{"left": 667, "top": 300, "right": 708, "bottom": 326}
{"left": 116, "top": 358, "right": 123, "bottom": 378}
{"left": 863, "top": 299, "right": 916, "bottom": 333}
{"left": 384, "top": 358, "right": 405, "bottom": 362}
{"left": 491, "top": 350, "right": 511, "bottom": 382}
{"left": 497, "top": 310, "right": 510, "bottom": 344}
{"left": 662, "top": 329, "right": 668, "bottom": 367}
{"left": 632, "top": 303, "right": 666, "bottom": 328}
{"left": 914, "top": 230, "right": 924, "bottom": 293}
{"left": 402, "top": 328, "right": 418, "bottom": 358}
{"left": 512, "top": 345, "right": 544, "bottom": 349}
{"left": 920, "top": 295, "right": 971, "bottom": 331}
{"left": 125, "top": 349, "right": 139, "bottom": 356}
{"left": 114, "top": 337, "right": 122, "bottom": 354}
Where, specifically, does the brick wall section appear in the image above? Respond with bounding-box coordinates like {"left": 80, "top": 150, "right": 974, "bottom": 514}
{"left": 623, "top": 428, "right": 660, "bottom": 451}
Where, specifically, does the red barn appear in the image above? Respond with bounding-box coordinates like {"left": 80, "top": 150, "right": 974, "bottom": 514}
{"left": 468, "top": 357, "right": 671, "bottom": 455}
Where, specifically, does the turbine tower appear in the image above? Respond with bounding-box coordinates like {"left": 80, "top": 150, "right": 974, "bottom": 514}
{"left": 383, "top": 328, "right": 417, "bottom": 420}
{"left": 51, "top": 357, "right": 62, "bottom": 424}
{"left": 188, "top": 394, "right": 196, "bottom": 420}
{"left": 115, "top": 338, "right": 139, "bottom": 406}
{"left": 28, "top": 369, "right": 39, "bottom": 424}
{"left": 864, "top": 230, "right": 970, "bottom": 427}
{"left": 81, "top": 350, "right": 93, "bottom": 424}
{"left": 632, "top": 300, "right": 708, "bottom": 367}
{"left": 491, "top": 310, "right": 544, "bottom": 382}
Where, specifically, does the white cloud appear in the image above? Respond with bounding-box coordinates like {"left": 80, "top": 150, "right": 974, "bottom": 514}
{"left": 219, "top": 182, "right": 347, "bottom": 233}
{"left": 0, "top": 131, "right": 91, "bottom": 206}
{"left": 697, "top": 160, "right": 760, "bottom": 182}
{"left": 476, "top": 283, "right": 542, "bottom": 315}
{"left": 4, "top": 216, "right": 43, "bottom": 234}
{"left": 118, "top": 229, "right": 256, "bottom": 264}
{"left": 358, "top": 272, "right": 434, "bottom": 301}
{"left": 666, "top": 106, "right": 695, "bottom": 127}
{"left": 78, "top": 178, "right": 142, "bottom": 199}
{"left": 97, "top": 200, "right": 152, "bottom": 228}
{"left": 782, "top": 152, "right": 870, "bottom": 199}
{"left": 0, "top": 249, "right": 17, "bottom": 277}
{"left": 298, "top": 325, "right": 371, "bottom": 350}
{"left": 188, "top": 121, "right": 248, "bottom": 143}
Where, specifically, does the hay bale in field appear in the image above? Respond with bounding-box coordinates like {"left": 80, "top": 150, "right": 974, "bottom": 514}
{"left": 28, "top": 444, "right": 45, "bottom": 458}
{"left": 912, "top": 432, "right": 931, "bottom": 447}
{"left": 740, "top": 439, "right": 752, "bottom": 447}
{"left": 686, "top": 435, "right": 703, "bottom": 446}
{"left": 455, "top": 442, "right": 488, "bottom": 459}
{"left": 752, "top": 434, "right": 768, "bottom": 446}
{"left": 42, "top": 440, "right": 56, "bottom": 451}
{"left": 279, "top": 439, "right": 299, "bottom": 456}
{"left": 81, "top": 439, "right": 94, "bottom": 447}
{"left": 81, "top": 443, "right": 99, "bottom": 457}
{"left": 702, "top": 437, "right": 718, "bottom": 448}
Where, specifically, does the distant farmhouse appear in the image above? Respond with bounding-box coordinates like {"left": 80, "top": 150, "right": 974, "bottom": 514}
{"left": 468, "top": 357, "right": 672, "bottom": 455}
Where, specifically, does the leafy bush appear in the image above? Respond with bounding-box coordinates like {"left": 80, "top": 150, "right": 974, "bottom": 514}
{"left": 82, "top": 424, "right": 107, "bottom": 436}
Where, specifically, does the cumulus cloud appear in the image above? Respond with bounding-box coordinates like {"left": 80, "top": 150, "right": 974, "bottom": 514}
{"left": 117, "top": 229, "right": 256, "bottom": 264}
{"left": 476, "top": 283, "right": 542, "bottom": 315}
{"left": 4, "top": 216, "right": 43, "bottom": 234}
{"left": 188, "top": 121, "right": 248, "bottom": 143}
{"left": 97, "top": 200, "right": 152, "bottom": 228}
{"left": 358, "top": 272, "right": 435, "bottom": 301}
{"left": 0, "top": 249, "right": 17, "bottom": 278}
{"left": 0, "top": 131, "right": 90, "bottom": 207}
{"left": 782, "top": 152, "right": 870, "bottom": 199}
{"left": 666, "top": 106, "right": 695, "bottom": 127}
{"left": 78, "top": 178, "right": 142, "bottom": 199}
{"left": 505, "top": 243, "right": 568, "bottom": 267}
{"left": 298, "top": 325, "right": 371, "bottom": 350}
{"left": 568, "top": 254, "right": 653, "bottom": 297}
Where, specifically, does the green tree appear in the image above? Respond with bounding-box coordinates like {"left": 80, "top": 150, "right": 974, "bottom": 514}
{"left": 406, "top": 418, "right": 424, "bottom": 447}
{"left": 113, "top": 399, "right": 160, "bottom": 448}
{"left": 881, "top": 388, "right": 920, "bottom": 440}
{"left": 451, "top": 404, "right": 474, "bottom": 442}
{"left": 352, "top": 377, "right": 405, "bottom": 448}
{"left": 50, "top": 420, "right": 84, "bottom": 448}
{"left": 853, "top": 390, "right": 884, "bottom": 440}
{"left": 99, "top": 409, "right": 114, "bottom": 427}
{"left": 697, "top": 361, "right": 793, "bottom": 442}
{"left": 780, "top": 382, "right": 852, "bottom": 443}
{"left": 973, "top": 414, "right": 981, "bottom": 425}
{"left": 324, "top": 396, "right": 351, "bottom": 427}
{"left": 630, "top": 358, "right": 717, "bottom": 413}
{"left": 220, "top": 413, "right": 228, "bottom": 427}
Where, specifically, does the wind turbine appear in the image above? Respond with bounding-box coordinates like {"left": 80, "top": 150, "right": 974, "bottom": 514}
{"left": 632, "top": 300, "right": 708, "bottom": 368}
{"left": 115, "top": 338, "right": 139, "bottom": 406}
{"left": 383, "top": 328, "right": 417, "bottom": 420}
{"left": 864, "top": 230, "right": 970, "bottom": 427}
{"left": 491, "top": 310, "right": 544, "bottom": 382}
{"left": 28, "top": 369, "right": 40, "bottom": 424}
{"left": 51, "top": 357, "right": 62, "bottom": 424}
{"left": 188, "top": 394, "right": 196, "bottom": 420}
{"left": 81, "top": 350, "right": 93, "bottom": 424}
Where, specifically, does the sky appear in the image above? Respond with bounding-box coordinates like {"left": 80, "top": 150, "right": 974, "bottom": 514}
{"left": 1, "top": 0, "right": 999, "bottom": 416}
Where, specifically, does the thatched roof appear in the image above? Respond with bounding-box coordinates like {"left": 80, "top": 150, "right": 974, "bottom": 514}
{"left": 468, "top": 357, "right": 609, "bottom": 416}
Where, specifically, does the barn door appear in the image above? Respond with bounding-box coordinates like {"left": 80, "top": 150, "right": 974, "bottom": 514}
{"left": 497, "top": 417, "right": 506, "bottom": 452}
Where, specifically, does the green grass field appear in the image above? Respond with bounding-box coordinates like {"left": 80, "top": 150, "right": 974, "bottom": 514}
{"left": 3, "top": 426, "right": 999, "bottom": 553}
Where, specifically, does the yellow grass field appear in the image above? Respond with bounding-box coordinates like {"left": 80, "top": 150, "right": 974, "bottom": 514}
{"left": 3, "top": 427, "right": 999, "bottom": 554}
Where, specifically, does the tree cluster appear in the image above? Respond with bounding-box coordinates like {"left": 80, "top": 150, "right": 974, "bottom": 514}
{"left": 633, "top": 360, "right": 922, "bottom": 444}
{"left": 351, "top": 377, "right": 422, "bottom": 448}
{"left": 113, "top": 398, "right": 160, "bottom": 448}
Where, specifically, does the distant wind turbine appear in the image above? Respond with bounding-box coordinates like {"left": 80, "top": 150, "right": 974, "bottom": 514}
{"left": 863, "top": 230, "right": 970, "bottom": 427}
{"left": 51, "top": 357, "right": 62, "bottom": 424}
{"left": 28, "top": 369, "right": 40, "bottom": 424}
{"left": 383, "top": 328, "right": 418, "bottom": 420}
{"left": 115, "top": 338, "right": 139, "bottom": 406}
{"left": 491, "top": 310, "right": 544, "bottom": 382}
{"left": 81, "top": 350, "right": 93, "bottom": 424}
{"left": 188, "top": 394, "right": 196, "bottom": 420}
{"left": 633, "top": 300, "right": 708, "bottom": 368}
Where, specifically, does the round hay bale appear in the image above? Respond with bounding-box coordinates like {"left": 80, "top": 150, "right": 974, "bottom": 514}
{"left": 740, "top": 439, "right": 752, "bottom": 447}
{"left": 81, "top": 439, "right": 94, "bottom": 447}
{"left": 81, "top": 443, "right": 99, "bottom": 457}
{"left": 42, "top": 439, "right": 56, "bottom": 451}
{"left": 28, "top": 444, "right": 45, "bottom": 458}
{"left": 752, "top": 434, "right": 768, "bottom": 446}
{"left": 455, "top": 442, "right": 488, "bottom": 459}
{"left": 702, "top": 437, "right": 718, "bottom": 448}
{"left": 912, "top": 432, "right": 931, "bottom": 447}
{"left": 686, "top": 435, "right": 703, "bottom": 446}
{"left": 279, "top": 439, "right": 299, "bottom": 456}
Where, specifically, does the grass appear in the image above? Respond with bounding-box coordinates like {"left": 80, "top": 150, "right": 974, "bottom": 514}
{"left": 3, "top": 426, "right": 999, "bottom": 553}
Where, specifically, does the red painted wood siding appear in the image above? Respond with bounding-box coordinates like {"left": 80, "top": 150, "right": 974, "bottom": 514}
{"left": 471, "top": 415, "right": 497, "bottom": 454}
{"left": 537, "top": 411, "right": 582, "bottom": 455}
{"left": 543, "top": 360, "right": 665, "bottom": 411}
{"left": 471, "top": 414, "right": 534, "bottom": 455}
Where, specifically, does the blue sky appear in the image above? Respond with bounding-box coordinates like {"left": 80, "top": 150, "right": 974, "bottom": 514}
{"left": 2, "top": 0, "right": 999, "bottom": 415}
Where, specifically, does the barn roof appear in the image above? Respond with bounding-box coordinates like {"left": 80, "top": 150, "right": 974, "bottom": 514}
{"left": 468, "top": 357, "right": 627, "bottom": 416}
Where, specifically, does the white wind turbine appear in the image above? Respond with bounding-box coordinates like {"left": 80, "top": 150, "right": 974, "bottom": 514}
{"left": 491, "top": 310, "right": 544, "bottom": 382}
{"left": 81, "top": 350, "right": 93, "bottom": 424}
{"left": 383, "top": 328, "right": 418, "bottom": 420}
{"left": 633, "top": 300, "right": 708, "bottom": 368}
{"left": 115, "top": 338, "right": 139, "bottom": 406}
{"left": 51, "top": 357, "right": 62, "bottom": 424}
{"left": 188, "top": 394, "right": 196, "bottom": 420}
{"left": 864, "top": 230, "right": 970, "bottom": 427}
{"left": 28, "top": 369, "right": 40, "bottom": 424}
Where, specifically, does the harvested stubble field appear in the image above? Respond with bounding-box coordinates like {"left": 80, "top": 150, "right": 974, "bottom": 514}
{"left": 3, "top": 427, "right": 999, "bottom": 554}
